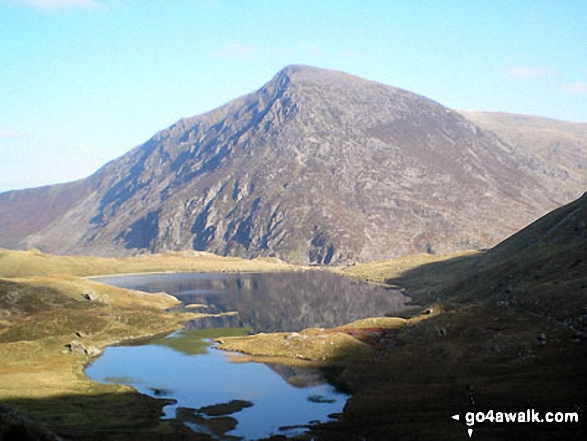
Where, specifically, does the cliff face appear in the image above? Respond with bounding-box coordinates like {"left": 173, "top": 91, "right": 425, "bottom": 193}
{"left": 0, "top": 65, "right": 583, "bottom": 263}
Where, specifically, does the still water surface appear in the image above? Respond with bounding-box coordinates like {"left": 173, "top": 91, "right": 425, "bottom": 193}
{"left": 85, "top": 329, "right": 348, "bottom": 439}
{"left": 87, "top": 271, "right": 411, "bottom": 439}
{"left": 92, "top": 271, "right": 411, "bottom": 332}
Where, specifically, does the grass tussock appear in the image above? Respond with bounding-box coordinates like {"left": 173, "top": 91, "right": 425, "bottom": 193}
{"left": 218, "top": 329, "right": 373, "bottom": 363}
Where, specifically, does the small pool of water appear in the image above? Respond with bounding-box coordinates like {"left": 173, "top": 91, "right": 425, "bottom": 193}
{"left": 85, "top": 329, "right": 348, "bottom": 440}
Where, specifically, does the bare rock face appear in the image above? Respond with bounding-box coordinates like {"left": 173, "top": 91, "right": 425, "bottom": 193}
{"left": 0, "top": 65, "right": 584, "bottom": 264}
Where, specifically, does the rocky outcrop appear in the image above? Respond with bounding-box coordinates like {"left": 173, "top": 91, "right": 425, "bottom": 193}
{"left": 64, "top": 340, "right": 101, "bottom": 356}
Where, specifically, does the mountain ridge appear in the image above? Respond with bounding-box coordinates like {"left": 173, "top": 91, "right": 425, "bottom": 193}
{"left": 1, "top": 65, "right": 585, "bottom": 263}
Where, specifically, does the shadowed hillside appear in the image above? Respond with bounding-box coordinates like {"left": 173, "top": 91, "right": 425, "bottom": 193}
{"left": 326, "top": 192, "right": 587, "bottom": 439}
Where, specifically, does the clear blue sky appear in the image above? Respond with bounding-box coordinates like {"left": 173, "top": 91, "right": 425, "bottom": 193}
{"left": 1, "top": 0, "right": 586, "bottom": 193}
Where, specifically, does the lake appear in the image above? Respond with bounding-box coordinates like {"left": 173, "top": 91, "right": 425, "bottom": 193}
{"left": 86, "top": 271, "right": 412, "bottom": 439}
{"left": 91, "top": 271, "right": 411, "bottom": 332}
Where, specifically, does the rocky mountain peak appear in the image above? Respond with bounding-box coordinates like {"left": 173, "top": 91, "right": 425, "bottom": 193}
{"left": 0, "top": 66, "right": 584, "bottom": 263}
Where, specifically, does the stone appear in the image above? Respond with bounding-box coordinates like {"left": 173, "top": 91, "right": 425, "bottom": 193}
{"left": 83, "top": 292, "right": 99, "bottom": 302}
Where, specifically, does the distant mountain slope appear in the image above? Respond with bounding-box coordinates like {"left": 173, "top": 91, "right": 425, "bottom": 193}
{"left": 0, "top": 179, "right": 95, "bottom": 249}
{"left": 0, "top": 66, "right": 582, "bottom": 263}
{"left": 460, "top": 110, "right": 587, "bottom": 203}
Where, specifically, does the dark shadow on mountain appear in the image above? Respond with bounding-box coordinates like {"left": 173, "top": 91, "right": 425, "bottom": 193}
{"left": 305, "top": 294, "right": 587, "bottom": 440}
{"left": 381, "top": 252, "right": 485, "bottom": 306}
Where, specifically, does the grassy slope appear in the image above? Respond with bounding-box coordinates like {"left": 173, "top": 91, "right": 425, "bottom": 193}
{"left": 458, "top": 110, "right": 587, "bottom": 205}
{"left": 0, "top": 249, "right": 293, "bottom": 440}
{"left": 0, "top": 277, "right": 199, "bottom": 440}
{"left": 0, "top": 247, "right": 293, "bottom": 278}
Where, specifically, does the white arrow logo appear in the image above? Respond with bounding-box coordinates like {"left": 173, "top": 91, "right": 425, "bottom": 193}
{"left": 451, "top": 414, "right": 474, "bottom": 437}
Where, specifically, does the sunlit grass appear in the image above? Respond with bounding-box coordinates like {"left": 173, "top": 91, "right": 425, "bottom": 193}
{"left": 0, "top": 247, "right": 295, "bottom": 279}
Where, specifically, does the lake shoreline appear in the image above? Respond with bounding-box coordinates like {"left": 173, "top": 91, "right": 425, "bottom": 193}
{"left": 0, "top": 249, "right": 436, "bottom": 440}
{"left": 85, "top": 265, "right": 310, "bottom": 280}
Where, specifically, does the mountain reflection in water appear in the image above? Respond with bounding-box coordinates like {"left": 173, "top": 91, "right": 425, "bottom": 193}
{"left": 93, "top": 271, "right": 412, "bottom": 332}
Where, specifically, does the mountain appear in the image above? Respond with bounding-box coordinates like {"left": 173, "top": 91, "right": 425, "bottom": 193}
{"left": 0, "top": 65, "right": 584, "bottom": 264}
{"left": 460, "top": 110, "right": 587, "bottom": 203}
